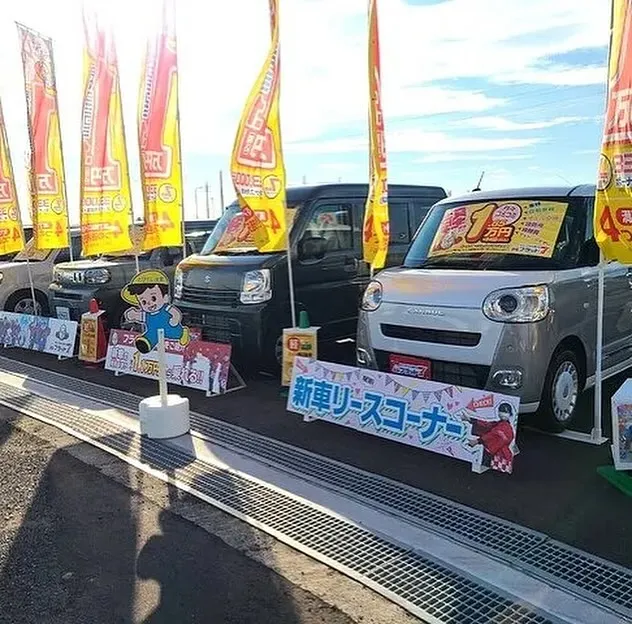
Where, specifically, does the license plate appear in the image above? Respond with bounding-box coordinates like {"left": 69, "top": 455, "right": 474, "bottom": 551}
{"left": 55, "top": 306, "right": 71, "bottom": 321}
{"left": 389, "top": 354, "right": 431, "bottom": 380}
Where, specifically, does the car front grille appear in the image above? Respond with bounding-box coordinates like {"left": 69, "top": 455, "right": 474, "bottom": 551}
{"left": 380, "top": 324, "right": 481, "bottom": 347}
{"left": 182, "top": 312, "right": 235, "bottom": 344}
{"left": 181, "top": 286, "right": 240, "bottom": 307}
{"left": 374, "top": 350, "right": 490, "bottom": 389}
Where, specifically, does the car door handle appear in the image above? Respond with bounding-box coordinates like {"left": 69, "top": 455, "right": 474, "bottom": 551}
{"left": 344, "top": 257, "right": 359, "bottom": 272}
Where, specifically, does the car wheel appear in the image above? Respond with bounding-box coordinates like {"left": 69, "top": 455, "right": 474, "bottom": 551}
{"left": 6, "top": 291, "right": 48, "bottom": 317}
{"left": 537, "top": 348, "right": 582, "bottom": 433}
{"left": 260, "top": 331, "right": 283, "bottom": 375}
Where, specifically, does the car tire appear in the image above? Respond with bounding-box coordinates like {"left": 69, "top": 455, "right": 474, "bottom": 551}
{"left": 261, "top": 331, "right": 283, "bottom": 375}
{"left": 5, "top": 290, "right": 49, "bottom": 317}
{"left": 537, "top": 347, "right": 583, "bottom": 433}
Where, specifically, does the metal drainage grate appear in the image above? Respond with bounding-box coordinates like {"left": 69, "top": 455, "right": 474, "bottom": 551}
{"left": 0, "top": 380, "right": 555, "bottom": 624}
{"left": 3, "top": 357, "right": 632, "bottom": 619}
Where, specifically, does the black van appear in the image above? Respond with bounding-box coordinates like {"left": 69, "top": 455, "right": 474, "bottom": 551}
{"left": 174, "top": 183, "right": 447, "bottom": 370}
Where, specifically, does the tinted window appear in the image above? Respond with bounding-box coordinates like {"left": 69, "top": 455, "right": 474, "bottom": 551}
{"left": 409, "top": 200, "right": 433, "bottom": 235}
{"left": 54, "top": 236, "right": 83, "bottom": 264}
{"left": 388, "top": 201, "right": 410, "bottom": 244}
{"left": 304, "top": 203, "right": 353, "bottom": 252}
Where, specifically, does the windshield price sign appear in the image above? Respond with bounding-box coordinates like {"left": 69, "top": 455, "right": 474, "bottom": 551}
{"left": 429, "top": 200, "right": 567, "bottom": 258}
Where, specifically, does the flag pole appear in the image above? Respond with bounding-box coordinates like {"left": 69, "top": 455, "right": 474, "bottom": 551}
{"left": 47, "top": 31, "right": 74, "bottom": 262}
{"left": 25, "top": 256, "right": 38, "bottom": 315}
{"left": 594, "top": 256, "right": 605, "bottom": 442}
{"left": 175, "top": 15, "right": 186, "bottom": 260}
{"left": 273, "top": 0, "right": 296, "bottom": 328}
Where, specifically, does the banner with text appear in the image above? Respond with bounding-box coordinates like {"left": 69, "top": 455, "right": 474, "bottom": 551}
{"left": 105, "top": 329, "right": 231, "bottom": 394}
{"left": 363, "top": 0, "right": 389, "bottom": 271}
{"left": 0, "top": 100, "right": 25, "bottom": 256}
{"left": 229, "top": 0, "right": 287, "bottom": 253}
{"left": 429, "top": 200, "right": 567, "bottom": 259}
{"left": 80, "top": 9, "right": 133, "bottom": 256}
{"left": 0, "top": 311, "right": 77, "bottom": 357}
{"left": 138, "top": 0, "right": 183, "bottom": 251}
{"left": 288, "top": 358, "right": 520, "bottom": 474}
{"left": 18, "top": 24, "right": 70, "bottom": 250}
{"left": 595, "top": 0, "right": 632, "bottom": 262}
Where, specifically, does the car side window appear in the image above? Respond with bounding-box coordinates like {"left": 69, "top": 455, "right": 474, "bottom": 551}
{"left": 409, "top": 201, "right": 433, "bottom": 237}
{"left": 304, "top": 203, "right": 353, "bottom": 252}
{"left": 388, "top": 201, "right": 410, "bottom": 244}
{"left": 577, "top": 197, "right": 599, "bottom": 267}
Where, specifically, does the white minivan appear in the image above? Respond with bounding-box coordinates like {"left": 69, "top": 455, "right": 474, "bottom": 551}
{"left": 357, "top": 185, "right": 632, "bottom": 432}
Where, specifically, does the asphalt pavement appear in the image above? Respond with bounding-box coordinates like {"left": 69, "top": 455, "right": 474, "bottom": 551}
{"left": 4, "top": 346, "right": 631, "bottom": 570}
{"left": 0, "top": 414, "right": 358, "bottom": 624}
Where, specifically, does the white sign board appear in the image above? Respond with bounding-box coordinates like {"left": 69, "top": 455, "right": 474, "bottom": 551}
{"left": 287, "top": 358, "right": 520, "bottom": 474}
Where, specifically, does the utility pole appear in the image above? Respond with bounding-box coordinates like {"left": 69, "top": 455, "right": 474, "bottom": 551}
{"left": 204, "top": 182, "right": 210, "bottom": 218}
{"left": 219, "top": 170, "right": 225, "bottom": 212}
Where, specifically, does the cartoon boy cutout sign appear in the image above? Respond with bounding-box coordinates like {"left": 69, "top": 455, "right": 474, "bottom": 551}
{"left": 122, "top": 269, "right": 190, "bottom": 354}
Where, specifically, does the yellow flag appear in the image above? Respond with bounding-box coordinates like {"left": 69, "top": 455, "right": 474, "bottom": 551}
{"left": 17, "top": 24, "right": 70, "bottom": 251}
{"left": 363, "top": 0, "right": 389, "bottom": 271}
{"left": 230, "top": 0, "right": 287, "bottom": 253}
{"left": 595, "top": 0, "right": 632, "bottom": 261}
{"left": 0, "top": 100, "right": 25, "bottom": 256}
{"left": 138, "top": 0, "right": 183, "bottom": 251}
{"left": 80, "top": 9, "right": 134, "bottom": 257}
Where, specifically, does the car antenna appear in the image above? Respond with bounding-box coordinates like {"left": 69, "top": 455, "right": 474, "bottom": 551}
{"left": 472, "top": 170, "right": 485, "bottom": 192}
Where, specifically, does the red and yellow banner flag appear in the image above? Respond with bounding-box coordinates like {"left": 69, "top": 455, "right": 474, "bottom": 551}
{"left": 595, "top": 0, "right": 632, "bottom": 262}
{"left": 17, "top": 24, "right": 69, "bottom": 251}
{"left": 0, "top": 100, "right": 25, "bottom": 256}
{"left": 363, "top": 0, "right": 389, "bottom": 271}
{"left": 230, "top": 0, "right": 287, "bottom": 253}
{"left": 80, "top": 9, "right": 133, "bottom": 257}
{"left": 138, "top": 0, "right": 183, "bottom": 251}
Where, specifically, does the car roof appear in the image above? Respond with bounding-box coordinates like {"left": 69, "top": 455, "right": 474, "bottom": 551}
{"left": 436, "top": 184, "right": 596, "bottom": 205}
{"left": 285, "top": 183, "right": 447, "bottom": 203}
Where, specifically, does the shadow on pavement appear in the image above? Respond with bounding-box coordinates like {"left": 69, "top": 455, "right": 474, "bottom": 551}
{"left": 0, "top": 416, "right": 350, "bottom": 623}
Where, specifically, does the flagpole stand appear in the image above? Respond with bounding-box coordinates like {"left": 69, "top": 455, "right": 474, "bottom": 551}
{"left": 139, "top": 329, "right": 190, "bottom": 439}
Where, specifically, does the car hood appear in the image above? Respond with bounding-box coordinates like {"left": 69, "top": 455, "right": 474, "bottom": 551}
{"left": 179, "top": 253, "right": 280, "bottom": 291}
{"left": 56, "top": 258, "right": 134, "bottom": 271}
{"left": 378, "top": 267, "right": 556, "bottom": 308}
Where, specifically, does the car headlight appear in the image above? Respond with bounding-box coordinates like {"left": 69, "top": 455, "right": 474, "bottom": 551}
{"left": 483, "top": 285, "right": 550, "bottom": 323}
{"left": 84, "top": 268, "right": 111, "bottom": 284}
{"left": 361, "top": 280, "right": 383, "bottom": 311}
{"left": 0, "top": 271, "right": 3, "bottom": 284}
{"left": 174, "top": 267, "right": 183, "bottom": 299}
{"left": 241, "top": 269, "right": 272, "bottom": 304}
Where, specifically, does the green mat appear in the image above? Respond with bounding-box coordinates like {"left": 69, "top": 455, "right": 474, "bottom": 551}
{"left": 597, "top": 466, "right": 632, "bottom": 497}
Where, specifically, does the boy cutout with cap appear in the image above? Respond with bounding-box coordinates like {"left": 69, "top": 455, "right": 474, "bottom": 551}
{"left": 122, "top": 269, "right": 190, "bottom": 354}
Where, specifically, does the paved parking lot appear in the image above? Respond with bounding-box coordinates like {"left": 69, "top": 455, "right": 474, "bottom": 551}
{"left": 3, "top": 347, "right": 631, "bottom": 570}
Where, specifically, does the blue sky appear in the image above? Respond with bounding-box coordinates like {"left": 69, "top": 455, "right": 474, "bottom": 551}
{"left": 0, "top": 0, "right": 612, "bottom": 221}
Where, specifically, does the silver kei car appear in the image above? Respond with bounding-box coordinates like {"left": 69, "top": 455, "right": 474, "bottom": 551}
{"left": 357, "top": 185, "right": 632, "bottom": 432}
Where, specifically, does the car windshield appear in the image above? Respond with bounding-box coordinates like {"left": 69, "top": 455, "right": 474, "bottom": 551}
{"left": 201, "top": 202, "right": 301, "bottom": 256}
{"left": 404, "top": 197, "right": 586, "bottom": 271}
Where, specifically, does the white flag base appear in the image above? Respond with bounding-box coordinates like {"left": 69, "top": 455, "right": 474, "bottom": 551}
{"left": 139, "top": 394, "right": 190, "bottom": 439}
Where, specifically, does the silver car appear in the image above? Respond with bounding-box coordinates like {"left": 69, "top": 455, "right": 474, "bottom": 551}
{"left": 357, "top": 184, "right": 632, "bottom": 431}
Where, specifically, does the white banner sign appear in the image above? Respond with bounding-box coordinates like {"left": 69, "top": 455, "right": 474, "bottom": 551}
{"left": 0, "top": 311, "right": 77, "bottom": 357}
{"left": 105, "top": 329, "right": 231, "bottom": 394}
{"left": 287, "top": 358, "right": 520, "bottom": 474}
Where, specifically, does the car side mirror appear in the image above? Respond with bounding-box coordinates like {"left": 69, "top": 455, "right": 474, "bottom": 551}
{"left": 298, "top": 236, "right": 327, "bottom": 262}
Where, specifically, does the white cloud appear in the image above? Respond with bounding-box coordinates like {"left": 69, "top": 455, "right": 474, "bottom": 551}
{"left": 459, "top": 115, "right": 587, "bottom": 131}
{"left": 414, "top": 153, "right": 533, "bottom": 164}
{"left": 0, "top": 0, "right": 610, "bottom": 223}
{"left": 288, "top": 129, "right": 543, "bottom": 155}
